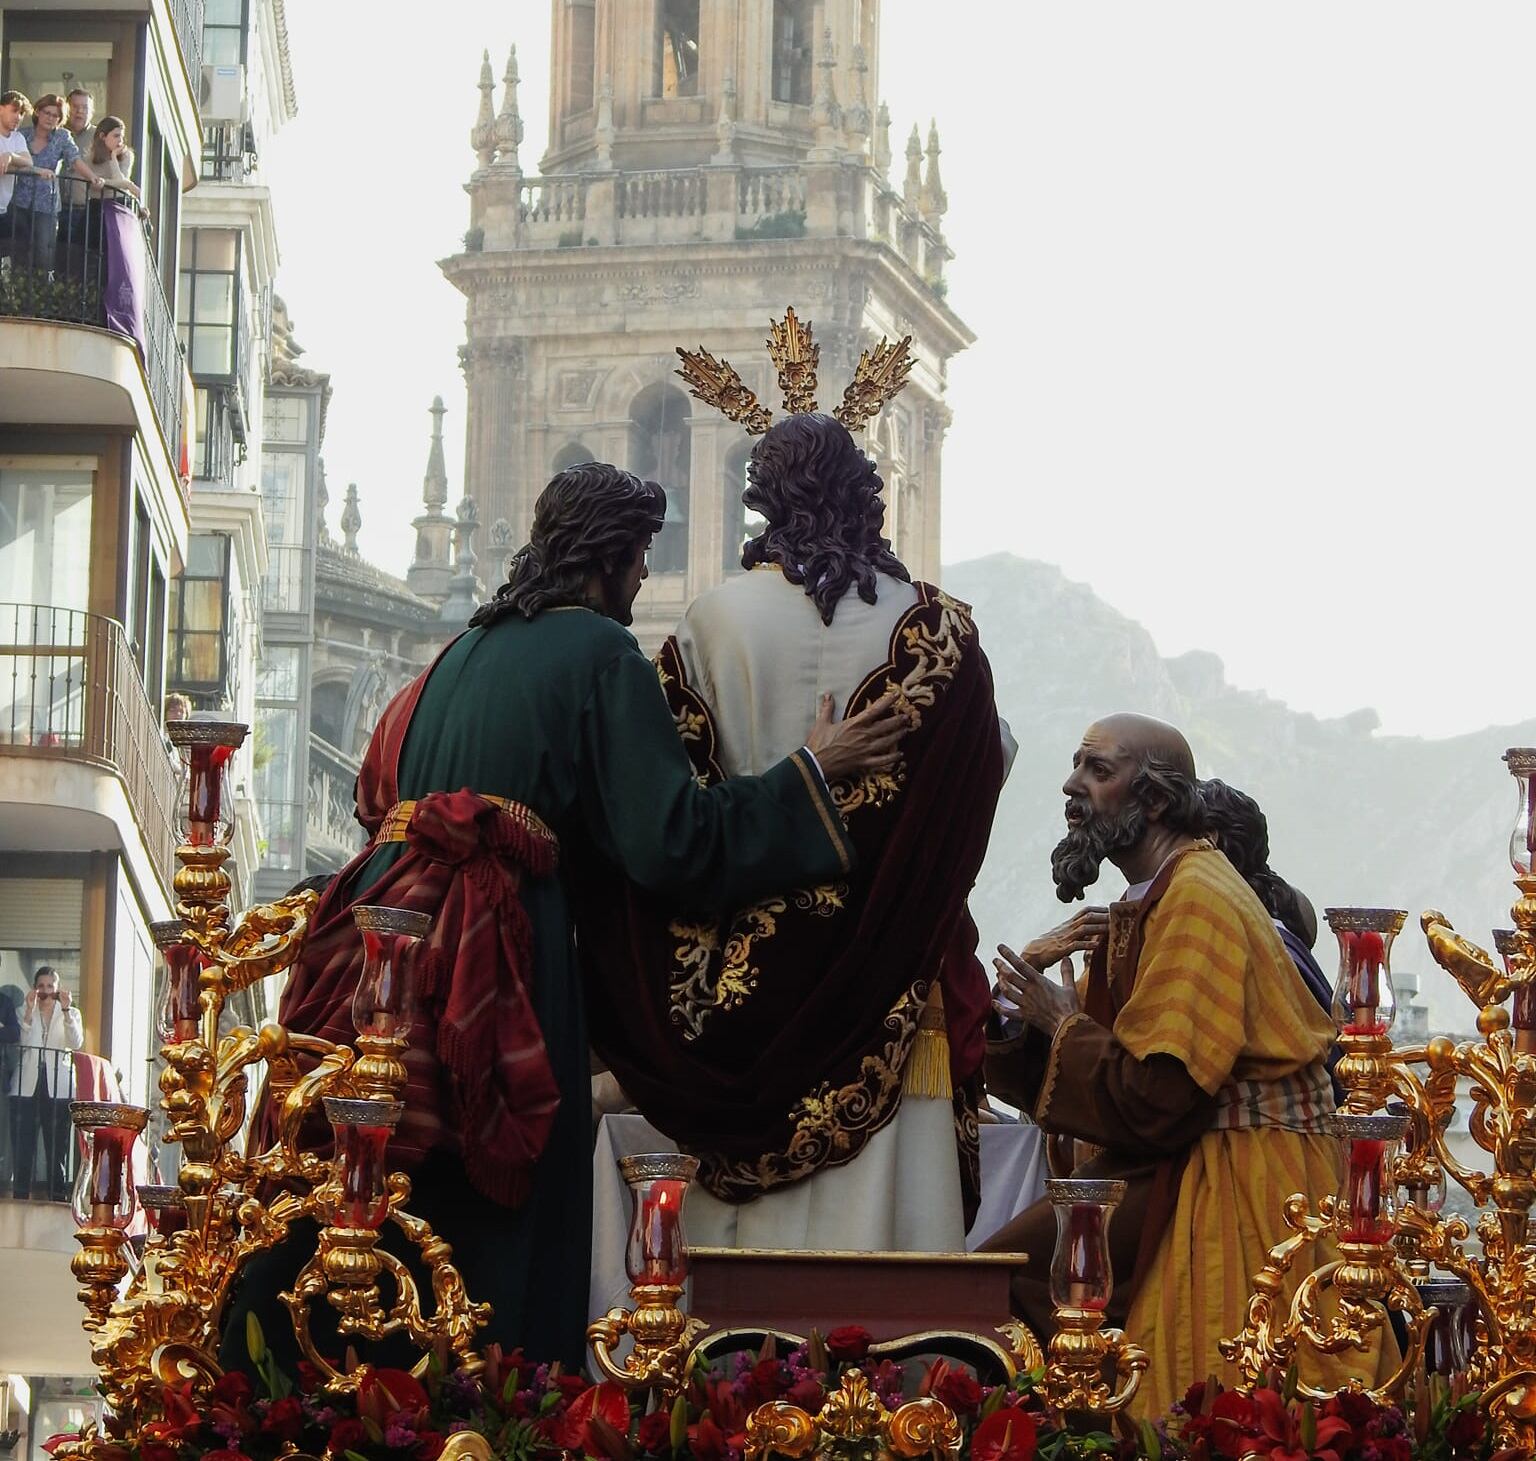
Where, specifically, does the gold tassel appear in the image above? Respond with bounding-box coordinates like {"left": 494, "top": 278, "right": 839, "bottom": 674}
{"left": 902, "top": 985, "right": 953, "bottom": 1100}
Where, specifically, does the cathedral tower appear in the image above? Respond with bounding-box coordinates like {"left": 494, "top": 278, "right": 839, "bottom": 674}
{"left": 444, "top": 1, "right": 973, "bottom": 650}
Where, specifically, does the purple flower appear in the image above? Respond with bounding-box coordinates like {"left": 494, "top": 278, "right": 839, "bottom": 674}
{"left": 385, "top": 1421, "right": 417, "bottom": 1449}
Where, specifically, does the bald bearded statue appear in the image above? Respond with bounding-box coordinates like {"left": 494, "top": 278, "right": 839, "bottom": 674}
{"left": 978, "top": 715, "right": 1387, "bottom": 1415}
{"left": 579, "top": 413, "right": 1010, "bottom": 1250}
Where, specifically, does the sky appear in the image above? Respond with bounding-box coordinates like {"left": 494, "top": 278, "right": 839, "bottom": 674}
{"left": 265, "top": 2, "right": 1536, "bottom": 740}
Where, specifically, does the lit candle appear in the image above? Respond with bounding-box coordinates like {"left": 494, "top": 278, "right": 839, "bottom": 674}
{"left": 323, "top": 1098, "right": 403, "bottom": 1231}
{"left": 619, "top": 1154, "right": 698, "bottom": 1290}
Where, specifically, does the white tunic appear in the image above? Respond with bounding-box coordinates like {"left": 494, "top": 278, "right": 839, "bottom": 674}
{"left": 671, "top": 566, "right": 966, "bottom": 1253}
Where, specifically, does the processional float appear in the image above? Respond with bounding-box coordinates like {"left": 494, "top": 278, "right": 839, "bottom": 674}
{"left": 42, "top": 319, "right": 1536, "bottom": 1461}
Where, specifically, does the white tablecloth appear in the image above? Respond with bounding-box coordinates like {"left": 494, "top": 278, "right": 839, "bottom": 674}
{"left": 589, "top": 1114, "right": 1046, "bottom": 1324}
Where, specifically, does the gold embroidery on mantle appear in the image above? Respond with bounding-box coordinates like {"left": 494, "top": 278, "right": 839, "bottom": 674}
{"left": 696, "top": 986, "right": 926, "bottom": 1203}
{"left": 831, "top": 591, "right": 974, "bottom": 815}
{"left": 668, "top": 884, "right": 848, "bottom": 1041}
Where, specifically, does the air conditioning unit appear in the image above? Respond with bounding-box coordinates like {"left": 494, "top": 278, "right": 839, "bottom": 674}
{"left": 200, "top": 64, "right": 247, "bottom": 123}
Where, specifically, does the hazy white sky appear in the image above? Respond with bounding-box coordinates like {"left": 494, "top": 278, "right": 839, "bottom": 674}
{"left": 266, "top": 3, "right": 1534, "bottom": 739}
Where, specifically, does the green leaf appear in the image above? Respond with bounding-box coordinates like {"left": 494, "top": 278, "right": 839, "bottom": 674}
{"left": 1138, "top": 1418, "right": 1162, "bottom": 1461}
{"left": 670, "top": 1392, "right": 688, "bottom": 1453}
{"left": 1281, "top": 1363, "right": 1299, "bottom": 1404}
{"left": 1300, "top": 1401, "right": 1317, "bottom": 1452}
{"left": 539, "top": 1389, "right": 562, "bottom": 1415}
{"left": 978, "top": 1386, "right": 1008, "bottom": 1420}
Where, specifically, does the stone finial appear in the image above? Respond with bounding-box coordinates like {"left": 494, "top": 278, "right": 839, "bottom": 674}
{"left": 595, "top": 73, "right": 615, "bottom": 169}
{"left": 440, "top": 495, "right": 485, "bottom": 624}
{"left": 845, "top": 44, "right": 871, "bottom": 138}
{"left": 471, "top": 50, "right": 496, "bottom": 168}
{"left": 341, "top": 483, "right": 362, "bottom": 555}
{"left": 903, "top": 123, "right": 923, "bottom": 206}
{"left": 493, "top": 44, "right": 523, "bottom": 169}
{"left": 316, "top": 461, "right": 333, "bottom": 547}
{"left": 922, "top": 119, "right": 947, "bottom": 218}
{"left": 423, "top": 397, "right": 449, "bottom": 512}
{"left": 454, "top": 494, "right": 481, "bottom": 573}
{"left": 714, "top": 71, "right": 738, "bottom": 163}
{"left": 875, "top": 101, "right": 892, "bottom": 175}
{"left": 812, "top": 27, "right": 841, "bottom": 131}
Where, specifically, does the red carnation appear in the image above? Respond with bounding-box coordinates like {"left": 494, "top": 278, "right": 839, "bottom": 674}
{"left": 415, "top": 1431, "right": 446, "bottom": 1461}
{"left": 786, "top": 1378, "right": 825, "bottom": 1410}
{"left": 636, "top": 1409, "right": 672, "bottom": 1455}
{"left": 688, "top": 1414, "right": 729, "bottom": 1461}
{"left": 556, "top": 1373, "right": 593, "bottom": 1402}
{"left": 328, "top": 1418, "right": 369, "bottom": 1454}
{"left": 935, "top": 1370, "right": 983, "bottom": 1416}
{"left": 1447, "top": 1406, "right": 1488, "bottom": 1449}
{"left": 970, "top": 1408, "right": 1037, "bottom": 1461}
{"left": 745, "top": 1359, "right": 786, "bottom": 1407}
{"left": 824, "top": 1326, "right": 873, "bottom": 1362}
{"left": 260, "top": 1397, "right": 306, "bottom": 1443}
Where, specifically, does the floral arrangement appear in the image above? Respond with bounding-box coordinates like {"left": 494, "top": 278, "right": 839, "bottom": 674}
{"left": 48, "top": 1323, "right": 1509, "bottom": 1461}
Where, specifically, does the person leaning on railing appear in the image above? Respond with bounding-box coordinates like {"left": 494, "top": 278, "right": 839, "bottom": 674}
{"left": 0, "top": 90, "right": 33, "bottom": 263}
{"left": 7, "top": 966, "right": 83, "bottom": 1201}
{"left": 81, "top": 116, "right": 142, "bottom": 203}
{"left": 9, "top": 92, "right": 96, "bottom": 279}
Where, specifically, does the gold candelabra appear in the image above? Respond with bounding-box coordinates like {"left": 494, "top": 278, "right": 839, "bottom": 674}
{"left": 64, "top": 719, "right": 488, "bottom": 1447}
{"left": 1223, "top": 746, "right": 1536, "bottom": 1449}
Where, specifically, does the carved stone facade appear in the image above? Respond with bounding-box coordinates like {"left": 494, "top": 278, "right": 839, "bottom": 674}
{"left": 445, "top": 0, "right": 974, "bottom": 651}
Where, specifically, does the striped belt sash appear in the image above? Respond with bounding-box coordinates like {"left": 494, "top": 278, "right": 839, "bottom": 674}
{"left": 374, "top": 794, "right": 559, "bottom": 851}
{"left": 1211, "top": 1062, "right": 1335, "bottom": 1134}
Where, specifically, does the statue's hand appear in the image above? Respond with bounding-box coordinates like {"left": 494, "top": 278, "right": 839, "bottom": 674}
{"left": 807, "top": 691, "right": 904, "bottom": 783}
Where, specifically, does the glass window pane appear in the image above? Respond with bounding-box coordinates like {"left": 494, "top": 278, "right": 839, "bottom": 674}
{"left": 264, "top": 396, "right": 310, "bottom": 445}
{"left": 193, "top": 273, "right": 235, "bottom": 325}
{"left": 185, "top": 532, "right": 227, "bottom": 577}
{"left": 191, "top": 326, "right": 233, "bottom": 376}
{"left": 256, "top": 645, "right": 301, "bottom": 700}
{"left": 260, "top": 451, "right": 306, "bottom": 544}
{"left": 0, "top": 468, "right": 95, "bottom": 613}
{"left": 255, "top": 704, "right": 299, "bottom": 802}
{"left": 205, "top": 0, "right": 244, "bottom": 25}
{"left": 177, "top": 631, "right": 222, "bottom": 685}
{"left": 194, "top": 229, "right": 239, "bottom": 272}
{"left": 202, "top": 29, "right": 242, "bottom": 66}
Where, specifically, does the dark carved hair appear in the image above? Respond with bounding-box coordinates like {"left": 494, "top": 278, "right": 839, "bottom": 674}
{"left": 1199, "top": 778, "right": 1309, "bottom": 941}
{"left": 740, "top": 412, "right": 910, "bottom": 626}
{"left": 1131, "top": 754, "right": 1207, "bottom": 837}
{"left": 470, "top": 464, "right": 666, "bottom": 628}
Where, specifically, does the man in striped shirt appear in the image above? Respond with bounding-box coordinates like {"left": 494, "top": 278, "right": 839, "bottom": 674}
{"left": 979, "top": 714, "right": 1384, "bottom": 1415}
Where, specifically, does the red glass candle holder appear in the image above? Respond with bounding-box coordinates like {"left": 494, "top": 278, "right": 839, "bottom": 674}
{"left": 135, "top": 1184, "right": 188, "bottom": 1238}
{"left": 1414, "top": 1279, "right": 1473, "bottom": 1378}
{"left": 1325, "top": 908, "right": 1407, "bottom": 1039}
{"left": 323, "top": 1097, "right": 403, "bottom": 1230}
{"left": 70, "top": 1102, "right": 148, "bottom": 1229}
{"left": 150, "top": 918, "right": 204, "bottom": 1044}
{"left": 1335, "top": 1112, "right": 1407, "bottom": 1244}
{"left": 1045, "top": 1177, "right": 1125, "bottom": 1312}
{"left": 1504, "top": 749, "right": 1536, "bottom": 878}
{"left": 618, "top": 1153, "right": 699, "bottom": 1288}
{"left": 351, "top": 906, "right": 432, "bottom": 1040}
{"left": 166, "top": 721, "right": 247, "bottom": 848}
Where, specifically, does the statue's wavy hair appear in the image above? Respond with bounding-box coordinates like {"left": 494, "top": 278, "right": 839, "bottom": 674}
{"left": 470, "top": 464, "right": 666, "bottom": 627}
{"left": 1199, "top": 777, "right": 1308, "bottom": 941}
{"left": 739, "top": 412, "right": 910, "bottom": 625}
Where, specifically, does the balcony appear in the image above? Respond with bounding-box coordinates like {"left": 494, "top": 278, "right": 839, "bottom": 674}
{"left": 305, "top": 731, "right": 364, "bottom": 871}
{"left": 200, "top": 121, "right": 257, "bottom": 185}
{"left": 167, "top": 0, "right": 205, "bottom": 85}
{"left": 0, "top": 197, "right": 186, "bottom": 482}
{"left": 0, "top": 604, "right": 179, "bottom": 889}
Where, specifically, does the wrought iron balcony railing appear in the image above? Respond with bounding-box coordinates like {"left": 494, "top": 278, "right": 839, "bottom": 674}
{"left": 0, "top": 603, "right": 179, "bottom": 884}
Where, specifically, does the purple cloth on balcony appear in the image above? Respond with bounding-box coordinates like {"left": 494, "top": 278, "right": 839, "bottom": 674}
{"left": 103, "top": 200, "right": 146, "bottom": 355}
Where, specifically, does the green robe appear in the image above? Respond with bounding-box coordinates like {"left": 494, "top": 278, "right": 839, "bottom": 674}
{"left": 338, "top": 606, "right": 853, "bottom": 1365}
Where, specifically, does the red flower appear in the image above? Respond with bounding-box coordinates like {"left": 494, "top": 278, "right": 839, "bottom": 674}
{"left": 935, "top": 1371, "right": 983, "bottom": 1417}
{"left": 556, "top": 1373, "right": 593, "bottom": 1402}
{"left": 369, "top": 1370, "right": 430, "bottom": 1412}
{"left": 635, "top": 1410, "right": 672, "bottom": 1455}
{"left": 1446, "top": 1407, "right": 1487, "bottom": 1449}
{"left": 1181, "top": 1382, "right": 1209, "bottom": 1416}
{"left": 1208, "top": 1391, "right": 1259, "bottom": 1458}
{"left": 157, "top": 1385, "right": 205, "bottom": 1443}
{"left": 260, "top": 1397, "right": 306, "bottom": 1443}
{"left": 554, "top": 1381, "right": 631, "bottom": 1454}
{"left": 415, "top": 1431, "right": 446, "bottom": 1461}
{"left": 785, "top": 1379, "right": 824, "bottom": 1410}
{"left": 140, "top": 1443, "right": 178, "bottom": 1461}
{"left": 296, "top": 1362, "right": 325, "bottom": 1396}
{"left": 970, "top": 1408, "right": 1037, "bottom": 1461}
{"left": 824, "top": 1326, "right": 873, "bottom": 1362}
{"left": 1321, "top": 1389, "right": 1377, "bottom": 1430}
{"left": 744, "top": 1359, "right": 786, "bottom": 1408}
{"left": 210, "top": 1374, "right": 254, "bottom": 1410}
{"left": 328, "top": 1418, "right": 369, "bottom": 1454}
{"left": 688, "top": 1415, "right": 729, "bottom": 1461}
{"left": 1240, "top": 1390, "right": 1352, "bottom": 1461}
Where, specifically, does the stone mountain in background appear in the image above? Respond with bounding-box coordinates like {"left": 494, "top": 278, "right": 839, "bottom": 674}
{"left": 944, "top": 554, "right": 1531, "bottom": 1034}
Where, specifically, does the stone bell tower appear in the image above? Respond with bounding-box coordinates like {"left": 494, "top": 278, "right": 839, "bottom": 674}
{"left": 444, "top": 0, "right": 974, "bottom": 652}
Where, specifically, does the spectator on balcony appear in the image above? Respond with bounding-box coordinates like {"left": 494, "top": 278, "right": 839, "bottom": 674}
{"left": 82, "top": 117, "right": 140, "bottom": 202}
{"left": 7, "top": 966, "right": 83, "bottom": 1201}
{"left": 0, "top": 91, "right": 31, "bottom": 257}
{"left": 10, "top": 94, "right": 95, "bottom": 278}
{"left": 59, "top": 89, "right": 95, "bottom": 227}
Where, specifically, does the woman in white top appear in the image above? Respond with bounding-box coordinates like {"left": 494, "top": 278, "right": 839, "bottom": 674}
{"left": 8, "top": 965, "right": 84, "bottom": 1200}
{"left": 83, "top": 115, "right": 140, "bottom": 200}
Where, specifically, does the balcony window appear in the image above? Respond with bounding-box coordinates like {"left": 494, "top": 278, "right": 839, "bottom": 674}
{"left": 177, "top": 228, "right": 241, "bottom": 380}
{"left": 191, "top": 385, "right": 237, "bottom": 484}
{"left": 772, "top": 0, "right": 813, "bottom": 106}
{"left": 202, "top": 0, "right": 248, "bottom": 67}
{"left": 168, "top": 534, "right": 231, "bottom": 698}
{"left": 126, "top": 493, "right": 167, "bottom": 698}
{"left": 656, "top": 0, "right": 700, "bottom": 99}
{"left": 255, "top": 645, "right": 305, "bottom": 874}
{"left": 0, "top": 465, "right": 93, "bottom": 615}
{"left": 566, "top": 0, "right": 596, "bottom": 114}
{"left": 265, "top": 395, "right": 312, "bottom": 446}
